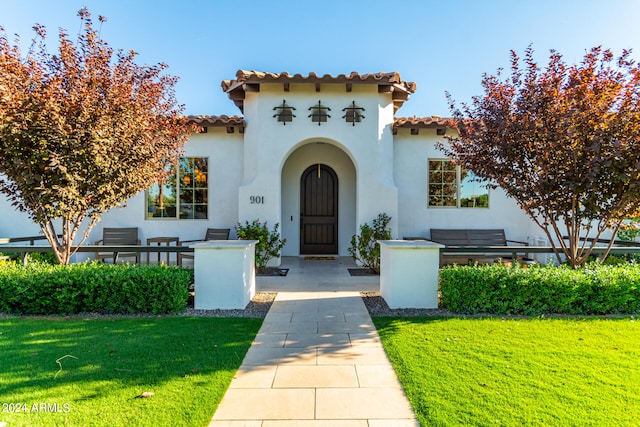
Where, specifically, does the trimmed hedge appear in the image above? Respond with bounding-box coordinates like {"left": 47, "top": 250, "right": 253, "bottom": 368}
{"left": 0, "top": 261, "right": 193, "bottom": 315}
{"left": 440, "top": 263, "right": 640, "bottom": 315}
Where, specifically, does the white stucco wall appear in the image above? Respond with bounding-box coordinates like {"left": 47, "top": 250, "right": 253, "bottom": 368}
{"left": 87, "top": 127, "right": 244, "bottom": 246}
{"left": 393, "top": 128, "right": 537, "bottom": 243}
{"left": 237, "top": 83, "right": 400, "bottom": 257}
{"left": 0, "top": 184, "right": 45, "bottom": 238}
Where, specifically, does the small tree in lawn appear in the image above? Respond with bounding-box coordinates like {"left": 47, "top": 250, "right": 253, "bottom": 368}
{"left": 0, "top": 9, "right": 196, "bottom": 264}
{"left": 444, "top": 46, "right": 640, "bottom": 268}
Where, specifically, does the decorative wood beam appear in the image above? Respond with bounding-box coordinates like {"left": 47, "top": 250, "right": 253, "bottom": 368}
{"left": 346, "top": 83, "right": 352, "bottom": 92}
{"left": 226, "top": 126, "right": 234, "bottom": 134}
{"left": 227, "top": 89, "right": 245, "bottom": 101}
{"left": 392, "top": 91, "right": 410, "bottom": 101}
{"left": 411, "top": 128, "right": 419, "bottom": 135}
{"left": 283, "top": 82, "right": 290, "bottom": 92}
{"left": 244, "top": 83, "right": 260, "bottom": 93}
{"left": 315, "top": 82, "right": 321, "bottom": 92}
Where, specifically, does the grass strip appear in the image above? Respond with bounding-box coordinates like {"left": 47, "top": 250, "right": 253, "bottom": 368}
{"left": 373, "top": 316, "right": 639, "bottom": 427}
{"left": 0, "top": 317, "right": 262, "bottom": 426}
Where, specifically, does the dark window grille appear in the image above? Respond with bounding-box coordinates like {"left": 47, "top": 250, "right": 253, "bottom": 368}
{"left": 342, "top": 101, "right": 365, "bottom": 126}
{"left": 273, "top": 100, "right": 296, "bottom": 125}
{"left": 308, "top": 100, "right": 331, "bottom": 125}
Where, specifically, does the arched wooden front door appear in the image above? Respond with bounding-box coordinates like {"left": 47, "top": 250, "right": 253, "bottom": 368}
{"left": 300, "top": 164, "right": 338, "bottom": 254}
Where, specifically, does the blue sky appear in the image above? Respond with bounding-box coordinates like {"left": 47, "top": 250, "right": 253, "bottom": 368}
{"left": 2, "top": 0, "right": 639, "bottom": 117}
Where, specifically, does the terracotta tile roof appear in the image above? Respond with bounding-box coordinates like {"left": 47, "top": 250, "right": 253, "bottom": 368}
{"left": 393, "top": 116, "right": 455, "bottom": 128}
{"left": 222, "top": 70, "right": 416, "bottom": 92}
{"left": 393, "top": 116, "right": 457, "bottom": 135}
{"left": 187, "top": 115, "right": 245, "bottom": 126}
{"left": 186, "top": 115, "right": 245, "bottom": 133}
{"left": 222, "top": 70, "right": 416, "bottom": 113}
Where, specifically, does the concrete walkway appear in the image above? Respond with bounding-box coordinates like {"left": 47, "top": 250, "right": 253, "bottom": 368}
{"left": 209, "top": 257, "right": 419, "bottom": 426}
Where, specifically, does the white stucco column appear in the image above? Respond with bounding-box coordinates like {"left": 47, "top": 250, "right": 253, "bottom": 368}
{"left": 353, "top": 102, "right": 399, "bottom": 236}
{"left": 193, "top": 240, "right": 257, "bottom": 310}
{"left": 237, "top": 96, "right": 282, "bottom": 261}
{"left": 378, "top": 240, "right": 443, "bottom": 309}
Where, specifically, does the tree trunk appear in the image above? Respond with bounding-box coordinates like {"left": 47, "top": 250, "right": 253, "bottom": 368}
{"left": 39, "top": 216, "right": 97, "bottom": 265}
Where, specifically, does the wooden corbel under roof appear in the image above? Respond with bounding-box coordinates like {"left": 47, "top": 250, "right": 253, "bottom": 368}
{"left": 221, "top": 70, "right": 417, "bottom": 113}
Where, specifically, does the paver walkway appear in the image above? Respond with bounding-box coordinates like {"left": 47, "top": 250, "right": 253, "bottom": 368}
{"left": 209, "top": 289, "right": 419, "bottom": 426}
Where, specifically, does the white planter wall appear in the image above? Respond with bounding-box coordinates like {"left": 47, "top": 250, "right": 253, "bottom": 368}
{"left": 193, "top": 240, "right": 256, "bottom": 310}
{"left": 379, "top": 240, "right": 442, "bottom": 309}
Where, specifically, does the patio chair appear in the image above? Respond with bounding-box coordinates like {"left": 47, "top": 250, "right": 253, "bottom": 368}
{"left": 178, "top": 228, "right": 230, "bottom": 266}
{"left": 94, "top": 227, "right": 141, "bottom": 264}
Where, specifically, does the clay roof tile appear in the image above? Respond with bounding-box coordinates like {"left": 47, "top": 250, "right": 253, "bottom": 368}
{"left": 393, "top": 116, "right": 458, "bottom": 132}
{"left": 221, "top": 70, "right": 416, "bottom": 112}
{"left": 186, "top": 115, "right": 245, "bottom": 127}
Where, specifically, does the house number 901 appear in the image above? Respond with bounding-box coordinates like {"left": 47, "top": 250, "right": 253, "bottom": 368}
{"left": 250, "top": 196, "right": 264, "bottom": 204}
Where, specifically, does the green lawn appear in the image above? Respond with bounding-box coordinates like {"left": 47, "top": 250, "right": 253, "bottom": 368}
{"left": 373, "top": 316, "right": 640, "bottom": 427}
{"left": 0, "top": 317, "right": 262, "bottom": 426}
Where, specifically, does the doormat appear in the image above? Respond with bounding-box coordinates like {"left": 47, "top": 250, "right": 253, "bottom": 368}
{"left": 304, "top": 256, "right": 336, "bottom": 260}
{"left": 348, "top": 268, "right": 379, "bottom": 276}
{"left": 257, "top": 267, "right": 289, "bottom": 277}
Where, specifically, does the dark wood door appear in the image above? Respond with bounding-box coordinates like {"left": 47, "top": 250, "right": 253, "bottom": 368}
{"left": 300, "top": 164, "right": 338, "bottom": 254}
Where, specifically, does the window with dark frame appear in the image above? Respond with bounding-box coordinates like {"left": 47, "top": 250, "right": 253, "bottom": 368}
{"left": 428, "top": 159, "right": 489, "bottom": 208}
{"left": 147, "top": 157, "right": 209, "bottom": 219}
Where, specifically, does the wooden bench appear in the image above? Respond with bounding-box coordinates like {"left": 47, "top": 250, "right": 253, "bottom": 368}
{"left": 428, "top": 228, "right": 530, "bottom": 266}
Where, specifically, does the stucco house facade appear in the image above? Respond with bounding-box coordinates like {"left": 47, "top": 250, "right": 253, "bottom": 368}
{"left": 1, "top": 70, "right": 541, "bottom": 260}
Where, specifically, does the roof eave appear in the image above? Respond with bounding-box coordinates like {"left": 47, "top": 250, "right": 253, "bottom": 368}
{"left": 221, "top": 70, "right": 416, "bottom": 113}
{"left": 186, "top": 115, "right": 246, "bottom": 133}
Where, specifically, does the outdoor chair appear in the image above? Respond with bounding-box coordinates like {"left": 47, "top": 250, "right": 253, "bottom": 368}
{"left": 94, "top": 227, "right": 141, "bottom": 264}
{"left": 178, "top": 228, "right": 230, "bottom": 266}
